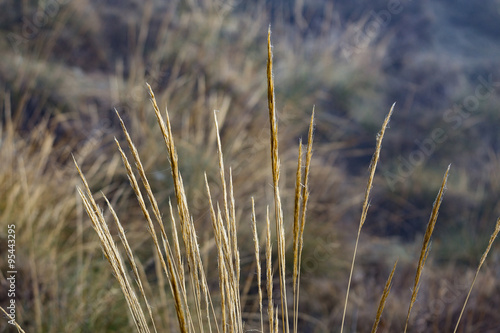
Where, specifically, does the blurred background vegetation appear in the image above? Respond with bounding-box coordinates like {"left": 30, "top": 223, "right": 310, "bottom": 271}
{"left": 0, "top": 0, "right": 499, "bottom": 331}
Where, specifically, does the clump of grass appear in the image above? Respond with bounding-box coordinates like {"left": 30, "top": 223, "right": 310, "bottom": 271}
{"left": 70, "top": 27, "right": 316, "bottom": 333}
{"left": 70, "top": 27, "right": 500, "bottom": 333}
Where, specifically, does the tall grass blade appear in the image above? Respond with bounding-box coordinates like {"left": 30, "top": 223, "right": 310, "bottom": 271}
{"left": 267, "top": 26, "right": 290, "bottom": 333}
{"left": 404, "top": 164, "right": 450, "bottom": 332}
{"left": 0, "top": 307, "right": 26, "bottom": 333}
{"left": 340, "top": 103, "right": 395, "bottom": 333}
{"left": 103, "top": 194, "right": 159, "bottom": 333}
{"left": 266, "top": 206, "right": 274, "bottom": 333}
{"left": 251, "top": 198, "right": 265, "bottom": 333}
{"left": 292, "top": 139, "right": 303, "bottom": 333}
{"left": 146, "top": 83, "right": 218, "bottom": 333}
{"left": 371, "top": 260, "right": 398, "bottom": 333}
{"left": 293, "top": 108, "right": 315, "bottom": 333}
{"left": 453, "top": 216, "right": 500, "bottom": 333}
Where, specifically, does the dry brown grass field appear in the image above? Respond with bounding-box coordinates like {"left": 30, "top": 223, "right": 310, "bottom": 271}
{"left": 1, "top": 1, "right": 500, "bottom": 332}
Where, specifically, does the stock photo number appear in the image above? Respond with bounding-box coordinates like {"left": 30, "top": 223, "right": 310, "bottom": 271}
{"left": 6, "top": 224, "right": 17, "bottom": 325}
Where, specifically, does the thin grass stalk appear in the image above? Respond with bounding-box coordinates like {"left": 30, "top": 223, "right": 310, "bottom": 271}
{"left": 228, "top": 168, "right": 241, "bottom": 322}
{"left": 274, "top": 306, "right": 279, "bottom": 333}
{"left": 251, "top": 198, "right": 265, "bottom": 333}
{"left": 164, "top": 214, "right": 199, "bottom": 333}
{"left": 216, "top": 207, "right": 229, "bottom": 333}
{"left": 74, "top": 180, "right": 151, "bottom": 333}
{"left": 103, "top": 195, "right": 159, "bottom": 333}
{"left": 0, "top": 306, "right": 26, "bottom": 333}
{"left": 205, "top": 173, "right": 237, "bottom": 333}
{"left": 146, "top": 84, "right": 193, "bottom": 261}
{"left": 168, "top": 200, "right": 187, "bottom": 297}
{"left": 204, "top": 173, "right": 223, "bottom": 331}
{"left": 167, "top": 205, "right": 213, "bottom": 333}
{"left": 371, "top": 260, "right": 398, "bottom": 333}
{"left": 218, "top": 202, "right": 235, "bottom": 328}
{"left": 214, "top": 111, "right": 232, "bottom": 249}
{"left": 267, "top": 26, "right": 290, "bottom": 333}
{"left": 404, "top": 164, "right": 451, "bottom": 333}
{"left": 294, "top": 108, "right": 315, "bottom": 333}
{"left": 266, "top": 206, "right": 274, "bottom": 333}
{"left": 213, "top": 112, "right": 242, "bottom": 332}
{"left": 340, "top": 103, "right": 395, "bottom": 333}
{"left": 453, "top": 216, "right": 500, "bottom": 333}
{"left": 216, "top": 202, "right": 238, "bottom": 332}
{"left": 115, "top": 109, "right": 164, "bottom": 229}
{"left": 74, "top": 163, "right": 150, "bottom": 332}
{"left": 292, "top": 140, "right": 303, "bottom": 333}
{"left": 189, "top": 220, "right": 209, "bottom": 333}
{"left": 230, "top": 181, "right": 244, "bottom": 332}
{"left": 113, "top": 139, "right": 191, "bottom": 332}
{"left": 147, "top": 84, "right": 217, "bottom": 333}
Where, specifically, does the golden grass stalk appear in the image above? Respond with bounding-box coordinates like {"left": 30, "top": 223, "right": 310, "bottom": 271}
{"left": 147, "top": 83, "right": 218, "bottom": 333}
{"left": 266, "top": 206, "right": 275, "bottom": 333}
{"left": 404, "top": 164, "right": 451, "bottom": 333}
{"left": 103, "top": 194, "right": 159, "bottom": 333}
{"left": 292, "top": 108, "right": 315, "bottom": 333}
{"left": 371, "top": 260, "right": 398, "bottom": 333}
{"left": 251, "top": 198, "right": 264, "bottom": 333}
{"left": 340, "top": 103, "right": 395, "bottom": 333}
{"left": 168, "top": 199, "right": 185, "bottom": 291}
{"left": 275, "top": 307, "right": 280, "bottom": 333}
{"left": 292, "top": 140, "right": 303, "bottom": 333}
{"left": 453, "top": 216, "right": 500, "bottom": 333}
{"left": 0, "top": 306, "right": 26, "bottom": 333}
{"left": 267, "top": 25, "right": 290, "bottom": 333}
